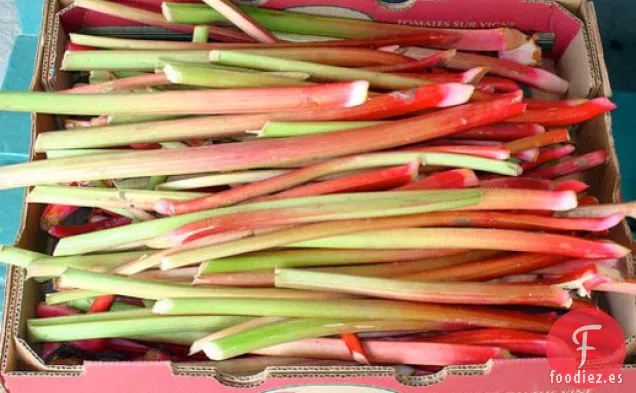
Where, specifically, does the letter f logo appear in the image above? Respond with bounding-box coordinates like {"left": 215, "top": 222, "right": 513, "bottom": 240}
{"left": 572, "top": 324, "right": 602, "bottom": 368}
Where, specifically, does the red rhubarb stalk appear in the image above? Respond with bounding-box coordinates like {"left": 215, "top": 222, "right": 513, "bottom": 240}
{"left": 507, "top": 98, "right": 616, "bottom": 126}
{"left": 520, "top": 144, "right": 576, "bottom": 172}
{"left": 340, "top": 333, "right": 371, "bottom": 365}
{"left": 523, "top": 149, "right": 609, "bottom": 180}
{"left": 503, "top": 129, "right": 570, "bottom": 154}
{"left": 524, "top": 98, "right": 588, "bottom": 109}
{"left": 477, "top": 76, "right": 520, "bottom": 93}
{"left": 401, "top": 254, "right": 569, "bottom": 282}
{"left": 395, "top": 47, "right": 568, "bottom": 93}
{"left": 40, "top": 204, "right": 80, "bottom": 231}
{"left": 513, "top": 148, "right": 539, "bottom": 162}
{"left": 364, "top": 49, "right": 456, "bottom": 72}
{"left": 450, "top": 123, "right": 544, "bottom": 141}
{"left": 577, "top": 195, "right": 600, "bottom": 206}
{"left": 48, "top": 216, "right": 133, "bottom": 238}
{"left": 395, "top": 169, "right": 479, "bottom": 190}
{"left": 88, "top": 295, "right": 117, "bottom": 313}
{"left": 254, "top": 338, "right": 509, "bottom": 365}
{"left": 532, "top": 259, "right": 618, "bottom": 275}
{"left": 260, "top": 162, "right": 419, "bottom": 201}
{"left": 428, "top": 328, "right": 547, "bottom": 356}
{"left": 553, "top": 180, "right": 590, "bottom": 193}
{"left": 201, "top": 0, "right": 278, "bottom": 43}
{"left": 60, "top": 73, "right": 170, "bottom": 94}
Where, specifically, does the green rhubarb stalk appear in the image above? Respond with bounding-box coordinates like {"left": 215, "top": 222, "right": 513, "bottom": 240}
{"left": 73, "top": 0, "right": 248, "bottom": 42}
{"left": 274, "top": 268, "right": 572, "bottom": 308}
{"left": 161, "top": 192, "right": 481, "bottom": 269}
{"left": 288, "top": 228, "right": 630, "bottom": 259}
{"left": 163, "top": 63, "right": 309, "bottom": 88}
{"left": 190, "top": 316, "right": 286, "bottom": 355}
{"left": 26, "top": 250, "right": 150, "bottom": 278}
{"left": 132, "top": 331, "right": 209, "bottom": 346}
{"left": 51, "top": 191, "right": 487, "bottom": 256}
{"left": 46, "top": 149, "right": 132, "bottom": 159}
{"left": 158, "top": 170, "right": 289, "bottom": 191}
{"left": 106, "top": 114, "right": 186, "bottom": 126}
{"left": 29, "top": 309, "right": 152, "bottom": 326}
{"left": 257, "top": 121, "right": 384, "bottom": 138}
{"left": 152, "top": 297, "right": 556, "bottom": 332}
{"left": 0, "top": 81, "right": 368, "bottom": 115}
{"left": 197, "top": 249, "right": 468, "bottom": 275}
{"left": 0, "top": 246, "right": 46, "bottom": 268}
{"left": 46, "top": 289, "right": 110, "bottom": 305}
{"left": 192, "top": 318, "right": 448, "bottom": 361}
{"left": 28, "top": 314, "right": 249, "bottom": 342}
{"left": 209, "top": 50, "right": 436, "bottom": 89}
{"left": 27, "top": 185, "right": 206, "bottom": 211}
{"left": 193, "top": 26, "right": 210, "bottom": 43}
{"left": 55, "top": 268, "right": 351, "bottom": 301}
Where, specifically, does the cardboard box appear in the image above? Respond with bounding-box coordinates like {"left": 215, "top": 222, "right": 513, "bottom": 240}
{"left": 1, "top": 0, "right": 634, "bottom": 392}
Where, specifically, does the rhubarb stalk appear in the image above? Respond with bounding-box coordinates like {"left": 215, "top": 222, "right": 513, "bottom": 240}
{"left": 274, "top": 268, "right": 573, "bottom": 308}
{"left": 201, "top": 0, "right": 278, "bottom": 43}
{"left": 0, "top": 81, "right": 368, "bottom": 115}
{"left": 152, "top": 297, "right": 557, "bottom": 332}
{"left": 0, "top": 99, "right": 523, "bottom": 189}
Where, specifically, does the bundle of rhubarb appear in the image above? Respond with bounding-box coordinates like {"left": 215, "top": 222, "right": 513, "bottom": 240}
{"left": 0, "top": 0, "right": 634, "bottom": 372}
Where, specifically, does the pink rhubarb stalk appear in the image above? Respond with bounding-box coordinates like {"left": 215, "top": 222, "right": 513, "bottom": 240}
{"left": 523, "top": 149, "right": 609, "bottom": 180}
{"left": 480, "top": 177, "right": 588, "bottom": 193}
{"left": 74, "top": 0, "right": 249, "bottom": 42}
{"left": 395, "top": 47, "right": 568, "bottom": 93}
{"left": 450, "top": 123, "right": 544, "bottom": 141}
{"left": 48, "top": 216, "right": 132, "bottom": 238}
{"left": 201, "top": 0, "right": 278, "bottom": 43}
{"left": 400, "top": 253, "right": 568, "bottom": 282}
{"left": 35, "top": 302, "right": 81, "bottom": 318}
{"left": 398, "top": 68, "right": 489, "bottom": 85}
{"left": 532, "top": 259, "right": 618, "bottom": 275}
{"left": 458, "top": 189, "right": 578, "bottom": 211}
{"left": 507, "top": 98, "right": 616, "bottom": 126}
{"left": 395, "top": 169, "right": 479, "bottom": 190}
{"left": 260, "top": 162, "right": 418, "bottom": 201}
{"left": 540, "top": 265, "right": 636, "bottom": 297}
{"left": 60, "top": 73, "right": 170, "bottom": 94}
{"left": 520, "top": 144, "right": 576, "bottom": 172}
{"left": 287, "top": 228, "right": 630, "bottom": 259}
{"left": 428, "top": 328, "right": 547, "bottom": 356}
{"left": 503, "top": 129, "right": 570, "bottom": 154}
{"left": 364, "top": 49, "right": 456, "bottom": 72}
{"left": 254, "top": 338, "right": 509, "bottom": 365}
{"left": 554, "top": 180, "right": 590, "bottom": 193}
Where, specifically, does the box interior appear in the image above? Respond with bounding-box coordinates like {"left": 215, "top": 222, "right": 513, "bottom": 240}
{"left": 1, "top": 0, "right": 634, "bottom": 388}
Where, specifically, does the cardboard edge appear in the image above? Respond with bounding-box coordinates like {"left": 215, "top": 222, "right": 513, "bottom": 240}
{"left": 1, "top": 0, "right": 634, "bottom": 389}
{"left": 584, "top": 2, "right": 612, "bottom": 97}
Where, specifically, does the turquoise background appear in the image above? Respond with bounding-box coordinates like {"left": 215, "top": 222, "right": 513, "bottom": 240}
{"left": 0, "top": 1, "right": 634, "bottom": 318}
